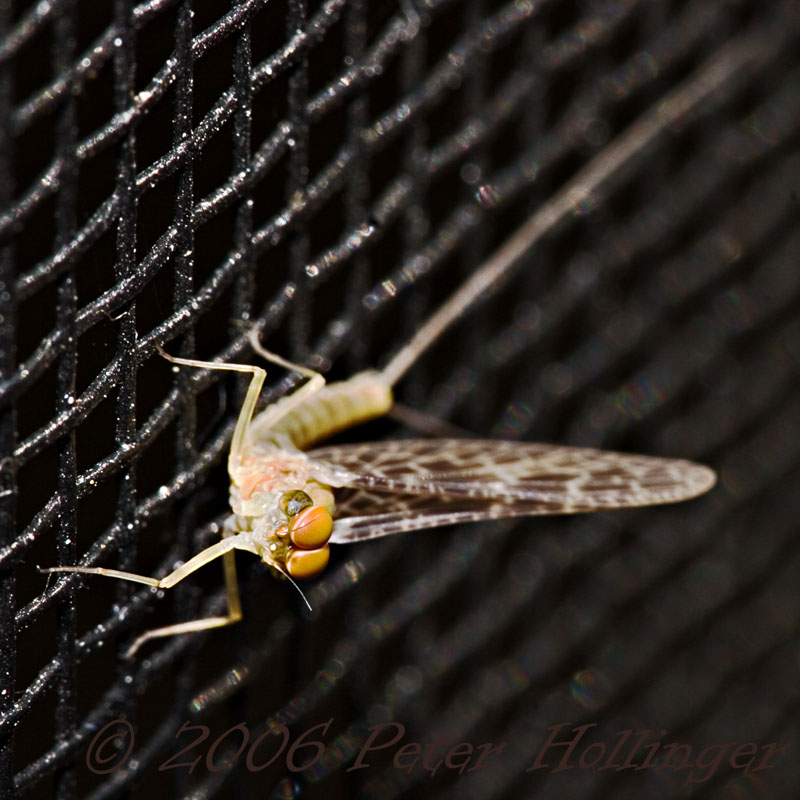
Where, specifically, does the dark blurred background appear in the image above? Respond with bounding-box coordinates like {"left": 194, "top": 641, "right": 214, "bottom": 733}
{"left": 1, "top": 0, "right": 798, "bottom": 798}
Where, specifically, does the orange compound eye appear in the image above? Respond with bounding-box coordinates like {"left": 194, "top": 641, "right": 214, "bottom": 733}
{"left": 286, "top": 544, "right": 330, "bottom": 580}
{"left": 288, "top": 505, "right": 333, "bottom": 550}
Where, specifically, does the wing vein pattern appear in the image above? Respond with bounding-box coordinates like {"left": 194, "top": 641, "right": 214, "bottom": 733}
{"left": 302, "top": 439, "right": 716, "bottom": 543}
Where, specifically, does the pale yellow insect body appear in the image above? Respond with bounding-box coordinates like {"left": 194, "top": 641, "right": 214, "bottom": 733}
{"left": 225, "top": 368, "right": 393, "bottom": 577}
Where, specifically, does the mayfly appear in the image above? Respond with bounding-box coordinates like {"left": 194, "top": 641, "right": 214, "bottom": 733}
{"left": 40, "top": 35, "right": 749, "bottom": 656}
{"left": 44, "top": 328, "right": 714, "bottom": 657}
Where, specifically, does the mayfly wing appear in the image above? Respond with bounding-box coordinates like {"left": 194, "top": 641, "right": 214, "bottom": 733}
{"left": 309, "top": 438, "right": 716, "bottom": 502}
{"left": 329, "top": 489, "right": 567, "bottom": 543}
{"left": 303, "top": 439, "right": 716, "bottom": 544}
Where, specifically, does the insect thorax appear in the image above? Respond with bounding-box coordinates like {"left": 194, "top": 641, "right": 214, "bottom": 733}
{"left": 226, "top": 450, "right": 336, "bottom": 579}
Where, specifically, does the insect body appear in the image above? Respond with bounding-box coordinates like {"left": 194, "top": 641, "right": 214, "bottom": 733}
{"left": 221, "top": 360, "right": 394, "bottom": 583}
{"left": 42, "top": 328, "right": 715, "bottom": 657}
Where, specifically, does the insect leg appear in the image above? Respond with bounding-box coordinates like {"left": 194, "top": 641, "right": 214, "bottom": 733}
{"left": 41, "top": 535, "right": 246, "bottom": 658}
{"left": 121, "top": 547, "right": 243, "bottom": 659}
{"left": 244, "top": 327, "right": 326, "bottom": 429}
{"left": 41, "top": 535, "right": 240, "bottom": 588}
{"left": 156, "top": 344, "right": 265, "bottom": 472}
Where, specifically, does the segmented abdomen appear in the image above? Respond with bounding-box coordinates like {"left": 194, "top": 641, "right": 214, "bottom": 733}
{"left": 267, "top": 371, "right": 393, "bottom": 450}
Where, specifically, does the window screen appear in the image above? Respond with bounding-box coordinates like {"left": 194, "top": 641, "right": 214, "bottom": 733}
{"left": 1, "top": 1, "right": 799, "bottom": 798}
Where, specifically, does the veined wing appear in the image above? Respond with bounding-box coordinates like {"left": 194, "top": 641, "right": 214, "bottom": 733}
{"left": 328, "top": 488, "right": 626, "bottom": 543}
{"left": 306, "top": 439, "right": 716, "bottom": 544}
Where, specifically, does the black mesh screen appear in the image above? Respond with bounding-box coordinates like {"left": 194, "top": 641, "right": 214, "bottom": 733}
{"left": 2, "top": 1, "right": 799, "bottom": 798}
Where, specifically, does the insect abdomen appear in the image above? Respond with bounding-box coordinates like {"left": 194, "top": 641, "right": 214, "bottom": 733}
{"left": 267, "top": 371, "right": 393, "bottom": 450}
